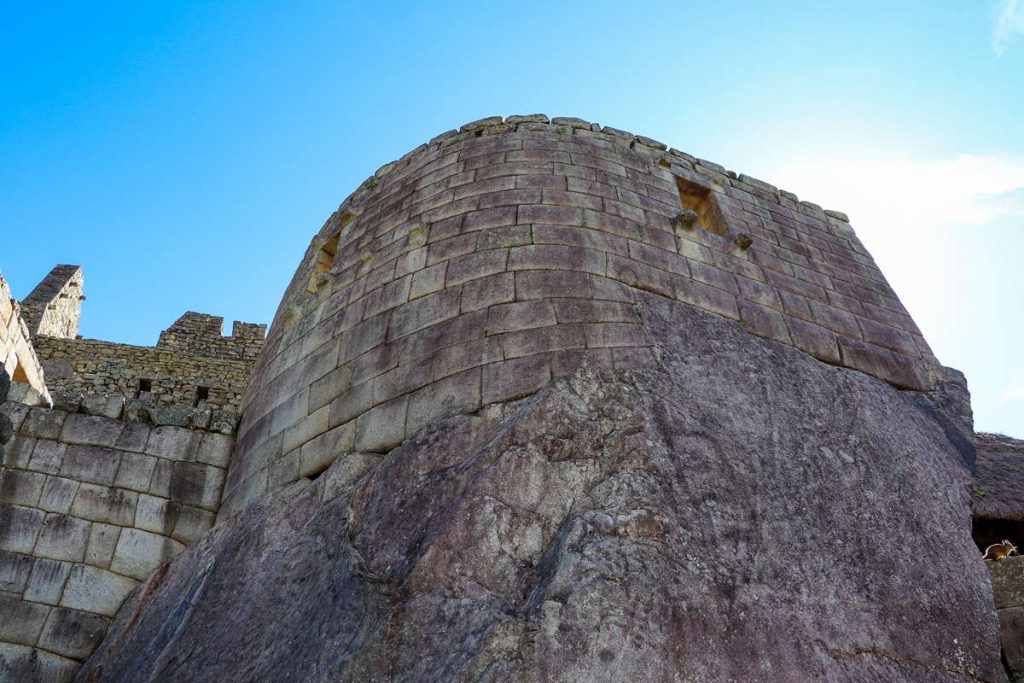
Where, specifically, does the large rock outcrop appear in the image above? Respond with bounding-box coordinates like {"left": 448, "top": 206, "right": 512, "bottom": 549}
{"left": 76, "top": 295, "right": 1002, "bottom": 682}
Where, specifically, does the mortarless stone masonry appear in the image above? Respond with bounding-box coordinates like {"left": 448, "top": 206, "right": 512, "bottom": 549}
{"left": 219, "top": 114, "right": 939, "bottom": 519}
{"left": 3, "top": 115, "right": 1014, "bottom": 681}
{"left": 0, "top": 266, "right": 264, "bottom": 680}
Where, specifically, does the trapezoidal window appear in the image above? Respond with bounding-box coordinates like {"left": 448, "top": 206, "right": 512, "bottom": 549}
{"left": 308, "top": 234, "right": 339, "bottom": 293}
{"left": 673, "top": 175, "right": 729, "bottom": 237}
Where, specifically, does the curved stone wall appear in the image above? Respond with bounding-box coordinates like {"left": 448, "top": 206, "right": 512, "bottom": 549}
{"left": 220, "top": 115, "right": 938, "bottom": 518}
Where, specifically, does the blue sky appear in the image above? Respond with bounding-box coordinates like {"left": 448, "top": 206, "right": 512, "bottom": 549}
{"left": 2, "top": 1, "right": 1022, "bottom": 436}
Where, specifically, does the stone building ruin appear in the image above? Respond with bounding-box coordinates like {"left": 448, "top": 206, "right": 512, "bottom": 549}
{"left": 2, "top": 115, "right": 1023, "bottom": 681}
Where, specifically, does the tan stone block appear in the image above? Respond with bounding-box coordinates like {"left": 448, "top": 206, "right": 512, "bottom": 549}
{"left": 34, "top": 514, "right": 90, "bottom": 563}
{"left": 24, "top": 558, "right": 72, "bottom": 605}
{"left": 85, "top": 523, "right": 121, "bottom": 568}
{"left": 0, "top": 469, "right": 45, "bottom": 506}
{"left": 355, "top": 396, "right": 409, "bottom": 453}
{"left": 486, "top": 300, "right": 556, "bottom": 335}
{"left": 38, "top": 606, "right": 109, "bottom": 660}
{"left": 0, "top": 593, "right": 50, "bottom": 645}
{"left": 786, "top": 317, "right": 841, "bottom": 365}
{"left": 460, "top": 272, "right": 515, "bottom": 312}
{"left": 38, "top": 477, "right": 79, "bottom": 515}
{"left": 110, "top": 528, "right": 184, "bottom": 581}
{"left": 282, "top": 404, "right": 330, "bottom": 455}
{"left": 114, "top": 452, "right": 158, "bottom": 492}
{"left": 70, "top": 484, "right": 137, "bottom": 526}
{"left": 299, "top": 421, "right": 355, "bottom": 479}
{"left": 739, "top": 300, "right": 792, "bottom": 345}
{"left": 482, "top": 355, "right": 551, "bottom": 405}
{"left": 406, "top": 368, "right": 481, "bottom": 435}
{"left": 0, "top": 504, "right": 44, "bottom": 554}
{"left": 60, "top": 565, "right": 137, "bottom": 616}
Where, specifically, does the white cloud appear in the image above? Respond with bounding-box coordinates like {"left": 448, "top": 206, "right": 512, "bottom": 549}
{"left": 766, "top": 152, "right": 1024, "bottom": 237}
{"left": 994, "top": 0, "right": 1024, "bottom": 57}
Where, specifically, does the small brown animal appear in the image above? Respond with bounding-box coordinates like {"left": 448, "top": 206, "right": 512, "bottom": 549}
{"left": 982, "top": 539, "right": 1018, "bottom": 561}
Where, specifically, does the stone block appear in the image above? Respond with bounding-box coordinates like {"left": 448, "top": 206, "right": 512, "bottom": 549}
{"left": 60, "top": 413, "right": 124, "bottom": 447}
{"left": 0, "top": 504, "right": 44, "bottom": 554}
{"left": 282, "top": 404, "right": 330, "bottom": 456}
{"left": 486, "top": 300, "right": 556, "bottom": 335}
{"left": 38, "top": 477, "right": 79, "bottom": 514}
{"left": 110, "top": 528, "right": 184, "bottom": 581}
{"left": 0, "top": 468, "right": 45, "bottom": 506}
{"left": 373, "top": 356, "right": 433, "bottom": 404}
{"left": 389, "top": 287, "right": 461, "bottom": 339}
{"left": 856, "top": 316, "right": 919, "bottom": 356}
{"left": 269, "top": 449, "right": 299, "bottom": 488}
{"left": 144, "top": 425, "right": 201, "bottom": 462}
{"left": 0, "top": 401, "right": 29, "bottom": 433}
{"left": 355, "top": 396, "right": 409, "bottom": 453}
{"left": 0, "top": 642, "right": 78, "bottom": 683}
{"left": 482, "top": 355, "right": 552, "bottom": 405}
{"left": 60, "top": 444, "right": 121, "bottom": 485}
{"left": 27, "top": 439, "right": 66, "bottom": 474}
{"left": 196, "top": 432, "right": 234, "bottom": 469}
{"left": 498, "top": 324, "right": 586, "bottom": 359}
{"left": 0, "top": 549, "right": 33, "bottom": 593}
{"left": 786, "top": 317, "right": 841, "bottom": 365}
{"left": 169, "top": 462, "right": 225, "bottom": 511}
{"left": 406, "top": 368, "right": 481, "bottom": 435}
{"left": 80, "top": 393, "right": 125, "bottom": 419}
{"left": 148, "top": 459, "right": 174, "bottom": 498}
{"left": 21, "top": 407, "right": 65, "bottom": 440}
{"left": 114, "top": 422, "right": 151, "bottom": 453}
{"left": 328, "top": 381, "right": 375, "bottom": 430}
{"left": 310, "top": 364, "right": 354, "bottom": 414}
{"left": 431, "top": 338, "right": 503, "bottom": 381}
{"left": 149, "top": 404, "right": 190, "bottom": 427}
{"left": 38, "top": 606, "right": 109, "bottom": 660}
{"left": 551, "top": 299, "right": 639, "bottom": 324}
{"left": 113, "top": 452, "right": 158, "bottom": 492}
{"left": 674, "top": 277, "right": 739, "bottom": 320}
{"left": 460, "top": 272, "right": 515, "bottom": 312}
{"left": 2, "top": 435, "right": 35, "bottom": 468}
{"left": 34, "top": 514, "right": 90, "bottom": 562}
{"left": 739, "top": 300, "right": 792, "bottom": 345}
{"left": 445, "top": 249, "right": 509, "bottom": 287}
{"left": 475, "top": 225, "right": 531, "bottom": 250}
{"left": 135, "top": 494, "right": 179, "bottom": 535}
{"left": 171, "top": 505, "right": 215, "bottom": 546}
{"left": 24, "top": 558, "right": 72, "bottom": 604}
{"left": 837, "top": 338, "right": 929, "bottom": 391}
{"left": 70, "top": 484, "right": 137, "bottom": 527}
{"left": 300, "top": 421, "right": 355, "bottom": 479}
{"left": 85, "top": 522, "right": 121, "bottom": 568}
{"left": 409, "top": 262, "right": 447, "bottom": 300}
{"left": 0, "top": 592, "right": 50, "bottom": 645}
{"left": 60, "top": 565, "right": 137, "bottom": 617}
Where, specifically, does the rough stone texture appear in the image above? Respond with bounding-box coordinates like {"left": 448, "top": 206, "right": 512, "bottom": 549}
{"left": 18, "top": 265, "right": 84, "bottom": 340}
{"left": 78, "top": 295, "right": 1000, "bottom": 682}
{"left": 223, "top": 115, "right": 941, "bottom": 517}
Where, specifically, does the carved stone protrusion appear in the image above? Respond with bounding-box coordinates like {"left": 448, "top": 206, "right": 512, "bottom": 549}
{"left": 674, "top": 209, "right": 698, "bottom": 231}
{"left": 733, "top": 233, "right": 753, "bottom": 250}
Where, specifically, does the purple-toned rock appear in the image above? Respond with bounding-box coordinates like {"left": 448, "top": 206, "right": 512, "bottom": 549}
{"left": 77, "top": 296, "right": 1002, "bottom": 682}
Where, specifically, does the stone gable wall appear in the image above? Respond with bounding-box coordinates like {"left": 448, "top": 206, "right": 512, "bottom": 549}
{"left": 1, "top": 272, "right": 51, "bottom": 407}
{"left": 0, "top": 401, "right": 231, "bottom": 681}
{"left": 219, "top": 115, "right": 939, "bottom": 518}
{"left": 19, "top": 265, "right": 84, "bottom": 340}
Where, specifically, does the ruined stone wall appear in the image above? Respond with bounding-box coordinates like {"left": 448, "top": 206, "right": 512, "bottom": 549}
{"left": 31, "top": 312, "right": 265, "bottom": 431}
{"left": 0, "top": 401, "right": 231, "bottom": 681}
{"left": 0, "top": 272, "right": 51, "bottom": 407}
{"left": 156, "top": 312, "right": 266, "bottom": 363}
{"left": 19, "top": 265, "right": 84, "bottom": 340}
{"left": 219, "top": 115, "right": 939, "bottom": 518}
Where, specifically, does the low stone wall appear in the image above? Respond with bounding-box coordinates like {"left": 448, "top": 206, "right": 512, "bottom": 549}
{"left": 0, "top": 401, "right": 231, "bottom": 681}
{"left": 220, "top": 115, "right": 939, "bottom": 518}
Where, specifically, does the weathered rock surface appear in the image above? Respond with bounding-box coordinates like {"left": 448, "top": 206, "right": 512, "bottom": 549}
{"left": 77, "top": 295, "right": 1003, "bottom": 682}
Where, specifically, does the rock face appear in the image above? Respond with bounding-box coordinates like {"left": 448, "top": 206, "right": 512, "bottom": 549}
{"left": 76, "top": 295, "right": 1002, "bottom": 682}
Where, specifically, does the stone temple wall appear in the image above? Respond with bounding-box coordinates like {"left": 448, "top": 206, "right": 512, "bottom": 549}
{"left": 0, "top": 400, "right": 231, "bottom": 680}
{"left": 219, "top": 114, "right": 939, "bottom": 518}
